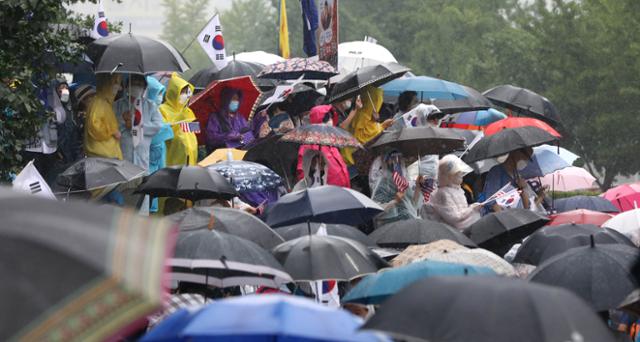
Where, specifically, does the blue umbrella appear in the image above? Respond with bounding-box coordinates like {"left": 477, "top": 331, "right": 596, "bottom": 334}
{"left": 342, "top": 260, "right": 495, "bottom": 305}
{"left": 554, "top": 195, "right": 620, "bottom": 213}
{"left": 142, "top": 294, "right": 389, "bottom": 342}
{"left": 207, "top": 161, "right": 283, "bottom": 207}
{"left": 382, "top": 76, "right": 469, "bottom": 101}
{"left": 519, "top": 149, "right": 570, "bottom": 179}
{"left": 451, "top": 108, "right": 507, "bottom": 126}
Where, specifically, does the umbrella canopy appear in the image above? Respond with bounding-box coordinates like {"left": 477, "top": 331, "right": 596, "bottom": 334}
{"left": 343, "top": 260, "right": 495, "bottom": 305}
{"left": 198, "top": 148, "right": 247, "bottom": 166}
{"left": 432, "top": 85, "right": 493, "bottom": 114}
{"left": 272, "top": 235, "right": 388, "bottom": 281}
{"left": 258, "top": 57, "right": 338, "bottom": 80}
{"left": 0, "top": 188, "right": 175, "bottom": 341}
{"left": 548, "top": 209, "right": 616, "bottom": 226}
{"left": 420, "top": 247, "right": 516, "bottom": 276}
{"left": 266, "top": 185, "right": 383, "bottom": 228}
{"left": 242, "top": 133, "right": 299, "bottom": 189}
{"left": 602, "top": 208, "right": 640, "bottom": 246}
{"left": 280, "top": 124, "right": 362, "bottom": 148}
{"left": 370, "top": 126, "right": 465, "bottom": 156}
{"left": 465, "top": 208, "right": 549, "bottom": 255}
{"left": 464, "top": 126, "right": 559, "bottom": 163}
{"left": 234, "top": 50, "right": 285, "bottom": 65}
{"left": 529, "top": 242, "right": 640, "bottom": 311}
{"left": 483, "top": 84, "right": 560, "bottom": 126}
{"left": 535, "top": 144, "right": 580, "bottom": 164}
{"left": 275, "top": 222, "right": 377, "bottom": 247}
{"left": 485, "top": 117, "right": 561, "bottom": 138}
{"left": 189, "top": 75, "right": 263, "bottom": 145}
{"left": 541, "top": 166, "right": 597, "bottom": 192}
{"left": 391, "top": 239, "right": 469, "bottom": 267}
{"left": 554, "top": 195, "right": 620, "bottom": 213}
{"left": 56, "top": 157, "right": 145, "bottom": 191}
{"left": 188, "top": 60, "right": 269, "bottom": 90}
{"left": 369, "top": 218, "right": 476, "bottom": 249}
{"left": 258, "top": 82, "right": 323, "bottom": 113}
{"left": 142, "top": 294, "right": 386, "bottom": 342}
{"left": 518, "top": 148, "right": 570, "bottom": 179}
{"left": 87, "top": 34, "right": 189, "bottom": 74}
{"left": 448, "top": 108, "right": 507, "bottom": 127}
{"left": 513, "top": 224, "right": 634, "bottom": 265}
{"left": 338, "top": 41, "right": 398, "bottom": 74}
{"left": 167, "top": 206, "right": 284, "bottom": 250}
{"left": 135, "top": 166, "right": 238, "bottom": 201}
{"left": 327, "top": 62, "right": 410, "bottom": 103}
{"left": 362, "top": 277, "right": 615, "bottom": 342}
{"left": 382, "top": 75, "right": 469, "bottom": 100}
{"left": 171, "top": 229, "right": 292, "bottom": 288}
{"left": 207, "top": 160, "right": 283, "bottom": 207}
{"left": 602, "top": 182, "right": 640, "bottom": 212}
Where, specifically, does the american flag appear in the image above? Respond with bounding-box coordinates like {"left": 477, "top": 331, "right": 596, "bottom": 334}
{"left": 420, "top": 178, "right": 436, "bottom": 203}
{"left": 392, "top": 163, "right": 409, "bottom": 192}
{"left": 180, "top": 121, "right": 201, "bottom": 133}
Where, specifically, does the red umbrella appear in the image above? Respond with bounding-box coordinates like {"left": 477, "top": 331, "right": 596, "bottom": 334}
{"left": 601, "top": 182, "right": 640, "bottom": 212}
{"left": 548, "top": 209, "right": 615, "bottom": 227}
{"left": 484, "top": 117, "right": 561, "bottom": 138}
{"left": 189, "top": 76, "right": 263, "bottom": 145}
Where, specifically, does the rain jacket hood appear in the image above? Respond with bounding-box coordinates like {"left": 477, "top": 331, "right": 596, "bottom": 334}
{"left": 146, "top": 76, "right": 166, "bottom": 105}
{"left": 158, "top": 73, "right": 197, "bottom": 166}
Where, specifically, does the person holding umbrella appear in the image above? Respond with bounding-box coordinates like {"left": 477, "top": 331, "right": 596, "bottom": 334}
{"left": 205, "top": 88, "right": 255, "bottom": 152}
{"left": 114, "top": 75, "right": 164, "bottom": 170}
{"left": 159, "top": 73, "right": 198, "bottom": 166}
{"left": 84, "top": 73, "right": 123, "bottom": 160}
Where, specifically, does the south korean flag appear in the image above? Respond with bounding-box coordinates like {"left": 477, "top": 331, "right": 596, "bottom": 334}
{"left": 197, "top": 14, "right": 228, "bottom": 70}
{"left": 12, "top": 160, "right": 56, "bottom": 200}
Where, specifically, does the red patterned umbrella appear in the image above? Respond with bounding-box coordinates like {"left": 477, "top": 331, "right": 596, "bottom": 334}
{"left": 281, "top": 124, "right": 362, "bottom": 149}
{"left": 257, "top": 58, "right": 338, "bottom": 80}
{"left": 548, "top": 209, "right": 615, "bottom": 227}
{"left": 189, "top": 76, "right": 263, "bottom": 145}
{"left": 485, "top": 117, "right": 561, "bottom": 138}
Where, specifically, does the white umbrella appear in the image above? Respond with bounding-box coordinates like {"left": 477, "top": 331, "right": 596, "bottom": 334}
{"left": 235, "top": 51, "right": 285, "bottom": 66}
{"left": 602, "top": 208, "right": 640, "bottom": 246}
{"left": 338, "top": 41, "right": 397, "bottom": 74}
{"left": 535, "top": 144, "right": 580, "bottom": 165}
{"left": 541, "top": 166, "right": 596, "bottom": 192}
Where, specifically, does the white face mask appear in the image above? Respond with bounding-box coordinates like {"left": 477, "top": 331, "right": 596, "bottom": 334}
{"left": 179, "top": 93, "right": 190, "bottom": 104}
{"left": 129, "top": 86, "right": 144, "bottom": 98}
{"left": 59, "top": 89, "right": 70, "bottom": 103}
{"left": 496, "top": 154, "right": 509, "bottom": 164}
{"left": 516, "top": 159, "right": 528, "bottom": 171}
{"left": 112, "top": 84, "right": 121, "bottom": 96}
{"left": 343, "top": 100, "right": 352, "bottom": 109}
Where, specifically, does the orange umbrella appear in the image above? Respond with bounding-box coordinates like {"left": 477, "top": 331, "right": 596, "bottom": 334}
{"left": 189, "top": 76, "right": 263, "bottom": 145}
{"left": 548, "top": 209, "right": 615, "bottom": 227}
{"left": 484, "top": 117, "right": 561, "bottom": 138}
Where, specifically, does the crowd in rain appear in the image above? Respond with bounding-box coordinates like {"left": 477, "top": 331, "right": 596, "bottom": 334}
{"left": 5, "top": 31, "right": 640, "bottom": 342}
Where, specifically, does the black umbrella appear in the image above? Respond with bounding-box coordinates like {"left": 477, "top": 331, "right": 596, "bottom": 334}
{"left": 87, "top": 33, "right": 190, "bottom": 74}
{"left": 465, "top": 208, "right": 549, "bottom": 255}
{"left": 0, "top": 188, "right": 175, "bottom": 341}
{"left": 266, "top": 185, "right": 383, "bottom": 228}
{"left": 189, "top": 60, "right": 272, "bottom": 90}
{"left": 555, "top": 195, "right": 620, "bottom": 213}
{"left": 167, "top": 206, "right": 284, "bottom": 250}
{"left": 171, "top": 229, "right": 292, "bottom": 288}
{"left": 327, "top": 62, "right": 410, "bottom": 103}
{"left": 242, "top": 133, "right": 299, "bottom": 190}
{"left": 271, "top": 235, "right": 388, "bottom": 281}
{"left": 135, "top": 166, "right": 238, "bottom": 201}
{"left": 369, "top": 218, "right": 476, "bottom": 249}
{"left": 257, "top": 83, "right": 323, "bottom": 115}
{"left": 56, "top": 157, "right": 145, "bottom": 191}
{"left": 362, "top": 277, "right": 615, "bottom": 342}
{"left": 369, "top": 126, "right": 465, "bottom": 156}
{"left": 529, "top": 241, "right": 640, "bottom": 311}
{"left": 483, "top": 84, "right": 560, "bottom": 126}
{"left": 432, "top": 85, "right": 493, "bottom": 114}
{"left": 514, "top": 223, "right": 635, "bottom": 265}
{"left": 275, "top": 222, "right": 377, "bottom": 247}
{"left": 463, "top": 126, "right": 559, "bottom": 163}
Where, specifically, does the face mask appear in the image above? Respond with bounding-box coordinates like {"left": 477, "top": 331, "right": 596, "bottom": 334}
{"left": 112, "top": 84, "right": 121, "bottom": 96}
{"left": 495, "top": 154, "right": 509, "bottom": 164}
{"left": 228, "top": 100, "right": 240, "bottom": 112}
{"left": 179, "top": 93, "right": 190, "bottom": 104}
{"left": 343, "top": 100, "right": 352, "bottom": 109}
{"left": 129, "top": 86, "right": 144, "bottom": 98}
{"left": 516, "top": 159, "right": 528, "bottom": 171}
{"left": 59, "top": 89, "right": 70, "bottom": 103}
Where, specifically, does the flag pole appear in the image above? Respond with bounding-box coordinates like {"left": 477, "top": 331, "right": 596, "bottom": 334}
{"left": 181, "top": 13, "right": 218, "bottom": 56}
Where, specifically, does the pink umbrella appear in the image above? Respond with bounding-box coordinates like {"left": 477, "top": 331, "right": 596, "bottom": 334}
{"left": 548, "top": 209, "right": 615, "bottom": 227}
{"left": 541, "top": 166, "right": 596, "bottom": 192}
{"left": 601, "top": 182, "right": 640, "bottom": 212}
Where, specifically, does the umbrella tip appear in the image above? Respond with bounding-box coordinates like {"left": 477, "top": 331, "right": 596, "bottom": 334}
{"left": 590, "top": 234, "right": 595, "bottom": 248}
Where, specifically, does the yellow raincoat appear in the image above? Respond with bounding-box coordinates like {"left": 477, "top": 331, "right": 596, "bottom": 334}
{"left": 159, "top": 73, "right": 198, "bottom": 166}
{"left": 341, "top": 86, "right": 384, "bottom": 165}
{"left": 84, "top": 74, "right": 123, "bottom": 159}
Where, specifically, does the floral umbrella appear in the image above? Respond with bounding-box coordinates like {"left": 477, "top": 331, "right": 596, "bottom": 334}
{"left": 257, "top": 57, "right": 338, "bottom": 80}
{"left": 207, "top": 160, "right": 284, "bottom": 207}
{"left": 280, "top": 124, "right": 362, "bottom": 149}
{"left": 189, "top": 76, "right": 263, "bottom": 145}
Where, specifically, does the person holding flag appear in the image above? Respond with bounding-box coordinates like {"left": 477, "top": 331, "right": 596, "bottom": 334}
{"left": 158, "top": 73, "right": 198, "bottom": 166}
{"left": 114, "top": 75, "right": 164, "bottom": 170}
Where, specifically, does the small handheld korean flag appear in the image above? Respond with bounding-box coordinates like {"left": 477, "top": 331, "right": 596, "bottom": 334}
{"left": 12, "top": 160, "right": 56, "bottom": 200}
{"left": 131, "top": 97, "right": 144, "bottom": 147}
{"left": 197, "top": 14, "right": 228, "bottom": 70}
{"left": 90, "top": 0, "right": 109, "bottom": 40}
